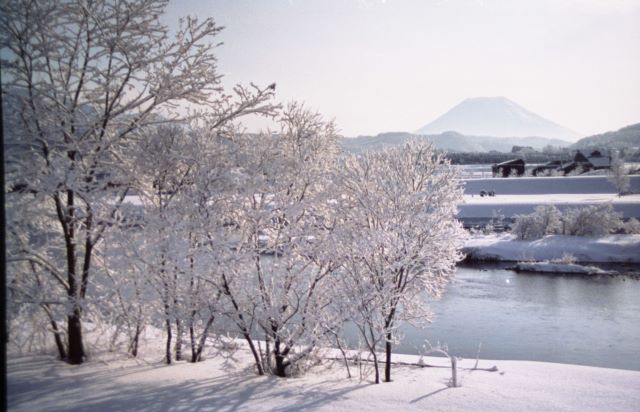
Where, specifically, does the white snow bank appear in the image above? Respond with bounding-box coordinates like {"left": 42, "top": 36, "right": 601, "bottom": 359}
{"left": 458, "top": 194, "right": 640, "bottom": 218}
{"left": 463, "top": 175, "right": 640, "bottom": 195}
{"left": 511, "top": 261, "right": 617, "bottom": 275}
{"left": 462, "top": 193, "right": 640, "bottom": 205}
{"left": 7, "top": 347, "right": 640, "bottom": 412}
{"left": 464, "top": 233, "right": 640, "bottom": 263}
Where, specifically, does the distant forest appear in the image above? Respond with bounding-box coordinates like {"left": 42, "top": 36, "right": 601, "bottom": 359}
{"left": 446, "top": 152, "right": 561, "bottom": 165}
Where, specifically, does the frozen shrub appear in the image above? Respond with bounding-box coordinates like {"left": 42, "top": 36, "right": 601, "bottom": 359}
{"left": 512, "top": 206, "right": 561, "bottom": 240}
{"left": 513, "top": 204, "right": 623, "bottom": 238}
{"left": 534, "top": 205, "right": 562, "bottom": 235}
{"left": 561, "top": 204, "right": 623, "bottom": 236}
{"left": 512, "top": 214, "right": 543, "bottom": 240}
{"left": 624, "top": 217, "right": 640, "bottom": 234}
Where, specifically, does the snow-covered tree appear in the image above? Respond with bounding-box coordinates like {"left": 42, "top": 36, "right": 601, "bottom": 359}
{"left": 130, "top": 124, "right": 195, "bottom": 364}
{"left": 609, "top": 152, "right": 630, "bottom": 195}
{"left": 1, "top": 0, "right": 275, "bottom": 364}
{"left": 332, "top": 142, "right": 466, "bottom": 383}
{"left": 512, "top": 206, "right": 562, "bottom": 240}
{"left": 512, "top": 204, "right": 623, "bottom": 238}
{"left": 624, "top": 217, "right": 640, "bottom": 234}
{"left": 192, "top": 103, "right": 341, "bottom": 376}
{"left": 5, "top": 192, "right": 69, "bottom": 359}
{"left": 562, "top": 204, "right": 623, "bottom": 236}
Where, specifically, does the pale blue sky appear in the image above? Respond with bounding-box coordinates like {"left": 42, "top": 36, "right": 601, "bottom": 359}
{"left": 165, "top": 0, "right": 640, "bottom": 138}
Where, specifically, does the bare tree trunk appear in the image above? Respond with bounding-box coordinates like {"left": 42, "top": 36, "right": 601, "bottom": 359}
{"left": 244, "top": 333, "right": 264, "bottom": 375}
{"left": 274, "top": 338, "right": 287, "bottom": 377}
{"left": 59, "top": 189, "right": 85, "bottom": 365}
{"left": 35, "top": 266, "right": 67, "bottom": 360}
{"left": 275, "top": 354, "right": 286, "bottom": 377}
{"left": 129, "top": 281, "right": 144, "bottom": 358}
{"left": 383, "top": 300, "right": 399, "bottom": 383}
{"left": 192, "top": 315, "right": 215, "bottom": 363}
{"left": 333, "top": 335, "right": 351, "bottom": 378}
{"left": 163, "top": 282, "right": 172, "bottom": 364}
{"left": 189, "top": 322, "right": 197, "bottom": 362}
{"left": 175, "top": 318, "right": 183, "bottom": 361}
{"left": 165, "top": 316, "right": 172, "bottom": 365}
{"left": 220, "top": 272, "right": 263, "bottom": 374}
{"left": 51, "top": 322, "right": 67, "bottom": 360}
{"left": 174, "top": 266, "right": 182, "bottom": 361}
{"left": 385, "top": 332, "right": 392, "bottom": 382}
{"left": 130, "top": 322, "right": 141, "bottom": 358}
{"left": 372, "top": 350, "right": 380, "bottom": 384}
{"left": 364, "top": 323, "right": 381, "bottom": 384}
{"left": 451, "top": 356, "right": 458, "bottom": 387}
{"left": 265, "top": 336, "right": 271, "bottom": 373}
{"left": 161, "top": 254, "right": 172, "bottom": 364}
{"left": 67, "top": 307, "right": 84, "bottom": 364}
{"left": 42, "top": 305, "right": 66, "bottom": 360}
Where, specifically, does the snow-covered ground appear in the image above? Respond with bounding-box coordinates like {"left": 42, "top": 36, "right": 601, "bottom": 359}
{"left": 8, "top": 345, "right": 640, "bottom": 412}
{"left": 459, "top": 175, "right": 640, "bottom": 219}
{"left": 459, "top": 193, "right": 640, "bottom": 218}
{"left": 463, "top": 175, "right": 640, "bottom": 195}
{"left": 463, "top": 233, "right": 640, "bottom": 263}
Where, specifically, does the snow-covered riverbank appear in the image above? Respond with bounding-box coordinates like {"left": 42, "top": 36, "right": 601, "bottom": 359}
{"left": 463, "top": 233, "right": 640, "bottom": 264}
{"left": 510, "top": 261, "right": 619, "bottom": 275}
{"left": 8, "top": 346, "right": 640, "bottom": 412}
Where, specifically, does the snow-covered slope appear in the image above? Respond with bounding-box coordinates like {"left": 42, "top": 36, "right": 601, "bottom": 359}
{"left": 416, "top": 97, "right": 581, "bottom": 141}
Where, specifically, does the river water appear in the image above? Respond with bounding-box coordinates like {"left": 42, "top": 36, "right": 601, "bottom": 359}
{"left": 378, "top": 264, "right": 640, "bottom": 371}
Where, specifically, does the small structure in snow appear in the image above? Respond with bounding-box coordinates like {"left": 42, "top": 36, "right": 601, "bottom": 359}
{"left": 561, "top": 150, "right": 611, "bottom": 175}
{"left": 532, "top": 150, "right": 612, "bottom": 176}
{"left": 492, "top": 159, "right": 525, "bottom": 177}
{"left": 532, "top": 160, "right": 567, "bottom": 176}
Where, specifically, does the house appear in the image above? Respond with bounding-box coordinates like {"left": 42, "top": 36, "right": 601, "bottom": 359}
{"left": 560, "top": 150, "right": 611, "bottom": 175}
{"left": 532, "top": 160, "right": 567, "bottom": 176}
{"left": 585, "top": 150, "right": 611, "bottom": 169}
{"left": 492, "top": 159, "right": 525, "bottom": 177}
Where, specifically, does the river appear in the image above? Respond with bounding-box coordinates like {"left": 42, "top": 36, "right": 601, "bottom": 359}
{"left": 363, "top": 264, "right": 640, "bottom": 371}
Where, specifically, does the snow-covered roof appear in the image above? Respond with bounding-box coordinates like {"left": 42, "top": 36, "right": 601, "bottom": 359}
{"left": 587, "top": 156, "right": 610, "bottom": 168}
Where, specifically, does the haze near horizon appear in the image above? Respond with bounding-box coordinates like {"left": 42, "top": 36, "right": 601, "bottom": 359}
{"left": 165, "top": 0, "right": 640, "bottom": 138}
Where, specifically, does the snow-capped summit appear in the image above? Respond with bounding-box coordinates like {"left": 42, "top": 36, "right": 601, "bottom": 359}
{"left": 416, "top": 96, "right": 581, "bottom": 141}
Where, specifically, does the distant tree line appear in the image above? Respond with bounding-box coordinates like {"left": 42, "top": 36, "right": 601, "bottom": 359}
{"left": 446, "top": 148, "right": 640, "bottom": 166}
{"left": 445, "top": 151, "right": 569, "bottom": 165}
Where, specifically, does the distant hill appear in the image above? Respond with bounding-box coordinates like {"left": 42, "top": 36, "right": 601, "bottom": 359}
{"left": 570, "top": 123, "right": 640, "bottom": 151}
{"left": 416, "top": 96, "right": 581, "bottom": 141}
{"left": 340, "top": 131, "right": 570, "bottom": 154}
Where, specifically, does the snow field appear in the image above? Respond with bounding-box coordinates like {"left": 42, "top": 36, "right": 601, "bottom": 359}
{"left": 463, "top": 175, "right": 640, "bottom": 195}
{"left": 460, "top": 175, "right": 640, "bottom": 219}
{"left": 459, "top": 194, "right": 640, "bottom": 218}
{"left": 7, "top": 342, "right": 640, "bottom": 412}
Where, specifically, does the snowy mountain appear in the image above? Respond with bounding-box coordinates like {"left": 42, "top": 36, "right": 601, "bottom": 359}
{"left": 340, "top": 131, "right": 570, "bottom": 154}
{"left": 416, "top": 96, "right": 581, "bottom": 141}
